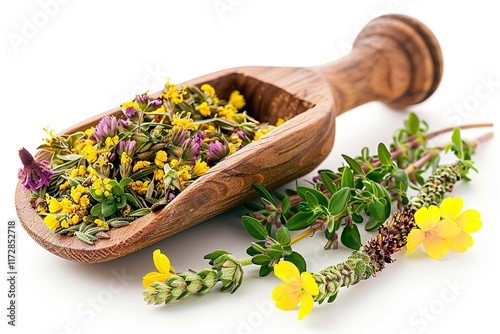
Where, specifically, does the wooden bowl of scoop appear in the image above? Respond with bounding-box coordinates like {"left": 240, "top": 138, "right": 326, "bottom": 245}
{"left": 15, "top": 14, "right": 443, "bottom": 263}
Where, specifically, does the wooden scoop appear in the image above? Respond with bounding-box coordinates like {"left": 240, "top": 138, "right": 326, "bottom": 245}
{"left": 15, "top": 14, "right": 443, "bottom": 263}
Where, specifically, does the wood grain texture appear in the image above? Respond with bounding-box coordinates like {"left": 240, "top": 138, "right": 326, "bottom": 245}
{"left": 15, "top": 14, "right": 443, "bottom": 263}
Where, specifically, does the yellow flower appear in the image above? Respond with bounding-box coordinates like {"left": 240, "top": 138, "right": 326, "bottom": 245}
{"left": 200, "top": 83, "right": 216, "bottom": 97}
{"left": 43, "top": 214, "right": 60, "bottom": 231}
{"left": 198, "top": 101, "right": 211, "bottom": 117}
{"left": 81, "top": 144, "right": 98, "bottom": 163}
{"left": 42, "top": 126, "right": 56, "bottom": 146}
{"left": 142, "top": 249, "right": 176, "bottom": 289}
{"left": 272, "top": 261, "right": 319, "bottom": 320}
{"left": 105, "top": 135, "right": 119, "bottom": 148}
{"left": 439, "top": 197, "right": 482, "bottom": 252}
{"left": 406, "top": 205, "right": 461, "bottom": 259}
{"left": 80, "top": 195, "right": 90, "bottom": 208}
{"left": 229, "top": 90, "right": 245, "bottom": 109}
{"left": 121, "top": 152, "right": 132, "bottom": 164}
{"left": 121, "top": 100, "right": 141, "bottom": 112}
{"left": 155, "top": 150, "right": 168, "bottom": 168}
{"left": 254, "top": 128, "right": 270, "bottom": 141}
{"left": 193, "top": 159, "right": 210, "bottom": 177}
{"left": 171, "top": 112, "right": 198, "bottom": 130}
{"left": 133, "top": 160, "right": 151, "bottom": 172}
{"left": 84, "top": 127, "right": 95, "bottom": 138}
{"left": 275, "top": 118, "right": 286, "bottom": 126}
{"left": 154, "top": 168, "right": 164, "bottom": 181}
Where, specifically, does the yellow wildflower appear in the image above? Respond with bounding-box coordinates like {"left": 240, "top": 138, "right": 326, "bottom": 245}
{"left": 406, "top": 204, "right": 461, "bottom": 259}
{"left": 275, "top": 118, "right": 286, "bottom": 126}
{"left": 254, "top": 128, "right": 270, "bottom": 141}
{"left": 142, "top": 249, "right": 176, "bottom": 289}
{"left": 61, "top": 219, "right": 69, "bottom": 229}
{"left": 169, "top": 159, "right": 180, "bottom": 169}
{"left": 193, "top": 159, "right": 210, "bottom": 177}
{"left": 228, "top": 90, "right": 245, "bottom": 109}
{"left": 133, "top": 160, "right": 151, "bottom": 172}
{"left": 154, "top": 168, "right": 164, "bottom": 181}
{"left": 121, "top": 152, "right": 132, "bottom": 164}
{"left": 162, "top": 82, "right": 186, "bottom": 105}
{"left": 81, "top": 144, "right": 98, "bottom": 163}
{"left": 84, "top": 127, "right": 95, "bottom": 138}
{"left": 42, "top": 126, "right": 56, "bottom": 146}
{"left": 171, "top": 112, "right": 198, "bottom": 130}
{"left": 94, "top": 219, "right": 109, "bottom": 230}
{"left": 178, "top": 166, "right": 192, "bottom": 189}
{"left": 439, "top": 197, "right": 482, "bottom": 253}
{"left": 198, "top": 102, "right": 211, "bottom": 117}
{"left": 200, "top": 83, "right": 216, "bottom": 97}
{"left": 129, "top": 180, "right": 149, "bottom": 195}
{"left": 59, "top": 181, "right": 70, "bottom": 191}
{"left": 121, "top": 100, "right": 141, "bottom": 112}
{"left": 71, "top": 184, "right": 89, "bottom": 203}
{"left": 43, "top": 214, "right": 60, "bottom": 232}
{"left": 272, "top": 261, "right": 319, "bottom": 320}
{"left": 80, "top": 195, "right": 90, "bottom": 208}
{"left": 105, "top": 135, "right": 119, "bottom": 148}
{"left": 155, "top": 150, "right": 168, "bottom": 168}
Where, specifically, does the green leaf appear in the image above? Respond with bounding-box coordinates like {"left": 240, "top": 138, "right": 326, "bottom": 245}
{"left": 253, "top": 184, "right": 275, "bottom": 205}
{"left": 102, "top": 201, "right": 117, "bottom": 217}
{"left": 112, "top": 185, "right": 124, "bottom": 196}
{"left": 341, "top": 166, "right": 354, "bottom": 188}
{"left": 116, "top": 196, "right": 127, "bottom": 209}
{"left": 377, "top": 143, "right": 393, "bottom": 166}
{"left": 252, "top": 254, "right": 272, "bottom": 265}
{"left": 368, "top": 200, "right": 386, "bottom": 222}
{"left": 393, "top": 168, "right": 409, "bottom": 192}
{"left": 286, "top": 211, "right": 314, "bottom": 231}
{"left": 342, "top": 154, "right": 364, "bottom": 175}
{"left": 124, "top": 193, "right": 139, "bottom": 207}
{"left": 320, "top": 172, "right": 337, "bottom": 196}
{"left": 246, "top": 241, "right": 265, "bottom": 256}
{"left": 204, "top": 249, "right": 230, "bottom": 264}
{"left": 365, "top": 217, "right": 383, "bottom": 232}
{"left": 340, "top": 224, "right": 362, "bottom": 250}
{"left": 267, "top": 244, "right": 283, "bottom": 259}
{"left": 451, "top": 127, "right": 464, "bottom": 160}
{"left": 297, "top": 187, "right": 328, "bottom": 207}
{"left": 90, "top": 203, "right": 103, "bottom": 217}
{"left": 305, "top": 191, "right": 319, "bottom": 208}
{"left": 276, "top": 226, "right": 291, "bottom": 246}
{"left": 328, "top": 187, "right": 351, "bottom": 216}
{"left": 407, "top": 112, "right": 420, "bottom": 134}
{"left": 242, "top": 215, "right": 269, "bottom": 240}
{"left": 259, "top": 265, "right": 274, "bottom": 277}
{"left": 281, "top": 196, "right": 291, "bottom": 215}
{"left": 284, "top": 251, "right": 307, "bottom": 273}
{"left": 119, "top": 177, "right": 133, "bottom": 188}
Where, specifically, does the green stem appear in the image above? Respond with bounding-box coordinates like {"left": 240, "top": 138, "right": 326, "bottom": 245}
{"left": 239, "top": 257, "right": 254, "bottom": 266}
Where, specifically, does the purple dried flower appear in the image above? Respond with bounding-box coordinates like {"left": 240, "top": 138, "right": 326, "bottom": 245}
{"left": 150, "top": 99, "right": 163, "bottom": 108}
{"left": 93, "top": 115, "right": 118, "bottom": 142}
{"left": 207, "top": 140, "right": 229, "bottom": 162}
{"left": 117, "top": 139, "right": 137, "bottom": 157}
{"left": 125, "top": 107, "right": 137, "bottom": 118}
{"left": 118, "top": 118, "right": 132, "bottom": 130}
{"left": 136, "top": 94, "right": 150, "bottom": 105}
{"left": 181, "top": 138, "right": 201, "bottom": 166}
{"left": 236, "top": 130, "right": 246, "bottom": 140}
{"left": 17, "top": 147, "right": 54, "bottom": 191}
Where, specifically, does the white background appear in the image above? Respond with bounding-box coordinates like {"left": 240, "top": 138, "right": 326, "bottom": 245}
{"left": 2, "top": 1, "right": 499, "bottom": 333}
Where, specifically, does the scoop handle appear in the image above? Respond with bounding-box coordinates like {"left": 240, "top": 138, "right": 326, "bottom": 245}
{"left": 313, "top": 14, "right": 443, "bottom": 114}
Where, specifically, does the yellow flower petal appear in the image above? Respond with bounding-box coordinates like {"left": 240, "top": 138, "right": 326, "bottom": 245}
{"left": 272, "top": 283, "right": 301, "bottom": 310}
{"left": 449, "top": 231, "right": 474, "bottom": 253}
{"left": 456, "top": 209, "right": 482, "bottom": 233}
{"left": 414, "top": 205, "right": 440, "bottom": 231}
{"left": 298, "top": 293, "right": 315, "bottom": 320}
{"left": 142, "top": 272, "right": 170, "bottom": 289}
{"left": 300, "top": 272, "right": 319, "bottom": 296}
{"left": 406, "top": 228, "right": 425, "bottom": 253}
{"left": 152, "top": 249, "right": 175, "bottom": 275}
{"left": 274, "top": 261, "right": 300, "bottom": 284}
{"left": 422, "top": 232, "right": 450, "bottom": 259}
{"left": 434, "top": 219, "right": 461, "bottom": 239}
{"left": 440, "top": 197, "right": 463, "bottom": 220}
